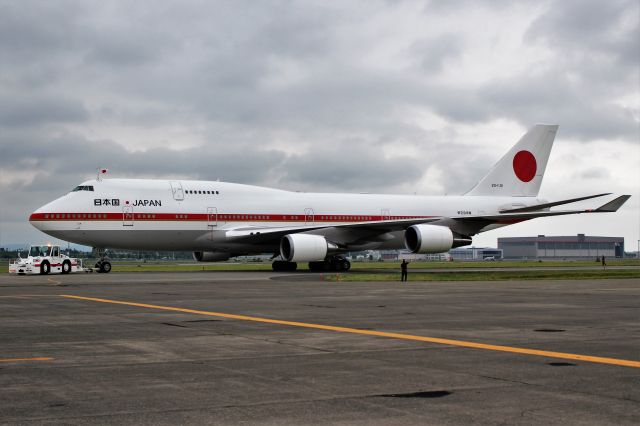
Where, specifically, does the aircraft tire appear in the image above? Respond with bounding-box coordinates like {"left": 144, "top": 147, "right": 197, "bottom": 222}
{"left": 61, "top": 260, "right": 71, "bottom": 274}
{"left": 101, "top": 261, "right": 112, "bottom": 273}
{"left": 40, "top": 261, "right": 50, "bottom": 275}
{"left": 308, "top": 261, "right": 325, "bottom": 272}
{"left": 272, "top": 261, "right": 297, "bottom": 272}
{"left": 342, "top": 260, "right": 351, "bottom": 271}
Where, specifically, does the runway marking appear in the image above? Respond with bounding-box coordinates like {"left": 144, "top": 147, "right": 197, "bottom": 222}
{"left": 0, "top": 357, "right": 53, "bottom": 363}
{"left": 60, "top": 294, "right": 640, "bottom": 369}
{"left": 47, "top": 278, "right": 62, "bottom": 285}
{"left": 0, "top": 295, "right": 60, "bottom": 298}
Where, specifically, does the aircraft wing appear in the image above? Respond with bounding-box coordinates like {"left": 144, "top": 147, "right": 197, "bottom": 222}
{"left": 593, "top": 195, "right": 632, "bottom": 212}
{"left": 499, "top": 193, "right": 611, "bottom": 213}
{"left": 485, "top": 194, "right": 631, "bottom": 220}
{"left": 452, "top": 195, "right": 632, "bottom": 233}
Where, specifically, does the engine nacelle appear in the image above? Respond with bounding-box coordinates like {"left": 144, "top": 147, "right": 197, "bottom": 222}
{"left": 404, "top": 224, "right": 454, "bottom": 254}
{"left": 280, "top": 234, "right": 329, "bottom": 262}
{"left": 193, "top": 251, "right": 231, "bottom": 262}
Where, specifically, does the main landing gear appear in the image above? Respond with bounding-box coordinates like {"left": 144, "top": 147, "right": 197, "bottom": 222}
{"left": 271, "top": 256, "right": 351, "bottom": 272}
{"left": 93, "top": 247, "right": 112, "bottom": 273}
{"left": 272, "top": 260, "right": 298, "bottom": 272}
{"left": 308, "top": 255, "right": 351, "bottom": 272}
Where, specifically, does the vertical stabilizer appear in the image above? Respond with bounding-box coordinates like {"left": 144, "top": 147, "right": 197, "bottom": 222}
{"left": 465, "top": 124, "right": 558, "bottom": 197}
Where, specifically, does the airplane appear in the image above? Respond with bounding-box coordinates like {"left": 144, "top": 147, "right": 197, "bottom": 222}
{"left": 29, "top": 124, "right": 630, "bottom": 273}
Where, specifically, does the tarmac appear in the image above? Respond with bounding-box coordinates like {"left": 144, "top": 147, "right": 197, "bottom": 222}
{"left": 0, "top": 271, "right": 638, "bottom": 425}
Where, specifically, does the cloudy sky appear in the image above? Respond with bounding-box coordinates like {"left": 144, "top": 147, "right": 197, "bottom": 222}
{"left": 0, "top": 0, "right": 638, "bottom": 251}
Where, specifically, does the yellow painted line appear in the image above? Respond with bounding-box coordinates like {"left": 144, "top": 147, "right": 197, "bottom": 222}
{"left": 60, "top": 294, "right": 640, "bottom": 369}
{"left": 47, "top": 278, "right": 62, "bottom": 285}
{"left": 0, "top": 357, "right": 53, "bottom": 363}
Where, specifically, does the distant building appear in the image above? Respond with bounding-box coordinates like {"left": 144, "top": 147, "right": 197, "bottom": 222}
{"left": 449, "top": 247, "right": 503, "bottom": 261}
{"left": 379, "top": 250, "right": 400, "bottom": 261}
{"left": 379, "top": 250, "right": 450, "bottom": 261}
{"left": 498, "top": 234, "right": 624, "bottom": 259}
{"left": 379, "top": 248, "right": 501, "bottom": 261}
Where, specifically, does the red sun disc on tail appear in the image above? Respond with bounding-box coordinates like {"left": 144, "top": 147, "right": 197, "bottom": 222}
{"left": 513, "top": 150, "right": 537, "bottom": 182}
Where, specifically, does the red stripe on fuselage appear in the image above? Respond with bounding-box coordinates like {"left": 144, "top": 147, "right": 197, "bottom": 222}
{"left": 29, "top": 212, "right": 434, "bottom": 222}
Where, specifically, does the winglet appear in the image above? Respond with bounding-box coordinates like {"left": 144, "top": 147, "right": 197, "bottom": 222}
{"left": 595, "top": 195, "right": 631, "bottom": 212}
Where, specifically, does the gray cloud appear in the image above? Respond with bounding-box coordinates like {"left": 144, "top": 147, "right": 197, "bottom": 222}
{"left": 0, "top": 93, "right": 88, "bottom": 126}
{"left": 410, "top": 34, "right": 463, "bottom": 74}
{"left": 0, "top": 0, "right": 637, "bottom": 246}
{"left": 279, "top": 141, "right": 425, "bottom": 192}
{"left": 526, "top": 0, "right": 639, "bottom": 70}
{"left": 0, "top": 133, "right": 286, "bottom": 189}
{"left": 574, "top": 167, "right": 612, "bottom": 180}
{"left": 478, "top": 73, "right": 638, "bottom": 141}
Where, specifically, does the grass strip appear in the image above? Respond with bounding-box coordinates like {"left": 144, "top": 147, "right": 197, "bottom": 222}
{"left": 2, "top": 259, "right": 639, "bottom": 274}
{"left": 323, "top": 269, "right": 640, "bottom": 282}
{"left": 348, "top": 259, "right": 640, "bottom": 269}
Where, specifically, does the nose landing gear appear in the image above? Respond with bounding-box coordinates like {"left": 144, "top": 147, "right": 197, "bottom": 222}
{"left": 92, "top": 247, "right": 112, "bottom": 273}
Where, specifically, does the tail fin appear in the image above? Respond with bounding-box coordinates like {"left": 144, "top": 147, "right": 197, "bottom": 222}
{"left": 465, "top": 124, "right": 558, "bottom": 197}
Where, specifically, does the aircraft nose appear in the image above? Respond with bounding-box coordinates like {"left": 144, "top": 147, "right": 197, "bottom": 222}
{"left": 29, "top": 201, "right": 52, "bottom": 231}
{"left": 29, "top": 207, "right": 45, "bottom": 230}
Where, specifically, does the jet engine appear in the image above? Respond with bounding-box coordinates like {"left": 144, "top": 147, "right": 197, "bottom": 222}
{"left": 404, "top": 224, "right": 455, "bottom": 254}
{"left": 193, "top": 251, "right": 231, "bottom": 262}
{"left": 280, "top": 234, "right": 337, "bottom": 262}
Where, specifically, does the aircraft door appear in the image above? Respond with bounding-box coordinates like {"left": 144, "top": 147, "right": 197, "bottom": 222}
{"left": 207, "top": 207, "right": 218, "bottom": 228}
{"left": 304, "top": 208, "right": 314, "bottom": 225}
{"left": 170, "top": 181, "right": 184, "bottom": 201}
{"left": 207, "top": 207, "right": 217, "bottom": 240}
{"left": 381, "top": 208, "right": 391, "bottom": 221}
{"left": 123, "top": 206, "right": 134, "bottom": 226}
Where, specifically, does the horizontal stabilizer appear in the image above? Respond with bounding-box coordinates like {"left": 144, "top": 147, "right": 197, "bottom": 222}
{"left": 500, "top": 193, "right": 611, "bottom": 213}
{"left": 594, "top": 195, "right": 631, "bottom": 212}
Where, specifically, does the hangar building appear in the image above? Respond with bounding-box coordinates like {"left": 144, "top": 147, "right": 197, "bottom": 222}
{"left": 449, "top": 247, "right": 503, "bottom": 260}
{"left": 498, "top": 234, "right": 624, "bottom": 259}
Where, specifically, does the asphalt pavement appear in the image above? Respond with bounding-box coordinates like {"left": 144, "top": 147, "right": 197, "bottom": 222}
{"left": 0, "top": 271, "right": 638, "bottom": 425}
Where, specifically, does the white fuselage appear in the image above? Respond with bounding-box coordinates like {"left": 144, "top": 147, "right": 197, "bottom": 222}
{"left": 30, "top": 179, "right": 541, "bottom": 254}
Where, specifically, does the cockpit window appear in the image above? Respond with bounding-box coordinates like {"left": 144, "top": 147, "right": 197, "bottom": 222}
{"left": 72, "top": 185, "right": 94, "bottom": 192}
